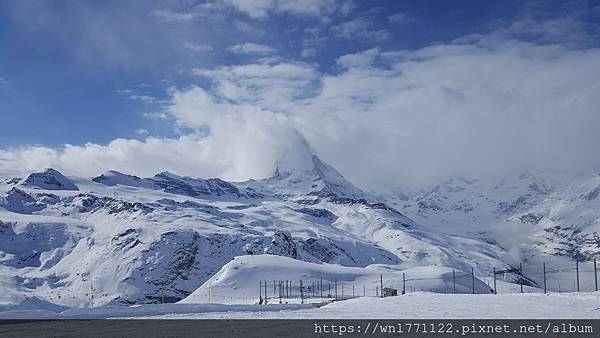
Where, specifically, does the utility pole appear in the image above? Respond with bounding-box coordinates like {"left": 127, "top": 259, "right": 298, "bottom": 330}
{"left": 380, "top": 274, "right": 383, "bottom": 298}
{"left": 90, "top": 278, "right": 94, "bottom": 309}
{"left": 471, "top": 267, "right": 475, "bottom": 294}
{"left": 320, "top": 277, "right": 323, "bottom": 298}
{"left": 452, "top": 270, "right": 456, "bottom": 294}
{"left": 493, "top": 267, "right": 497, "bottom": 294}
{"left": 543, "top": 263, "right": 547, "bottom": 294}
{"left": 402, "top": 272, "right": 406, "bottom": 295}
{"left": 576, "top": 260, "right": 580, "bottom": 292}
{"left": 264, "top": 280, "right": 268, "bottom": 304}
{"left": 363, "top": 284, "right": 366, "bottom": 297}
{"left": 300, "top": 280, "right": 304, "bottom": 304}
{"left": 335, "top": 278, "right": 338, "bottom": 300}
{"left": 595, "top": 259, "right": 598, "bottom": 292}
{"left": 519, "top": 263, "right": 523, "bottom": 293}
{"left": 259, "top": 280, "right": 263, "bottom": 304}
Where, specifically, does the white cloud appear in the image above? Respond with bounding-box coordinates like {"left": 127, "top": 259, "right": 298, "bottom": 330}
{"left": 336, "top": 47, "right": 380, "bottom": 68}
{"left": 229, "top": 42, "right": 276, "bottom": 55}
{"left": 151, "top": 10, "right": 204, "bottom": 22}
{"left": 223, "top": 0, "right": 342, "bottom": 19}
{"left": 388, "top": 13, "right": 417, "bottom": 25}
{"left": 183, "top": 42, "right": 213, "bottom": 52}
{"left": 301, "top": 48, "right": 318, "bottom": 58}
{"left": 190, "top": 61, "right": 319, "bottom": 112}
{"left": 331, "top": 18, "right": 389, "bottom": 41}
{"left": 0, "top": 74, "right": 8, "bottom": 87}
{"left": 3, "top": 15, "right": 600, "bottom": 192}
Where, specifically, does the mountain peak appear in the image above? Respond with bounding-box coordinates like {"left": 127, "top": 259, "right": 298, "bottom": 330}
{"left": 21, "top": 168, "right": 78, "bottom": 191}
{"left": 268, "top": 151, "right": 364, "bottom": 199}
{"left": 92, "top": 170, "right": 149, "bottom": 187}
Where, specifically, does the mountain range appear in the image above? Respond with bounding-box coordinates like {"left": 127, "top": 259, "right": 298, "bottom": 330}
{"left": 0, "top": 151, "right": 598, "bottom": 308}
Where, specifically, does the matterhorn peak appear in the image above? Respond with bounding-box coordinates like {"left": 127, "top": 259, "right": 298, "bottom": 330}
{"left": 268, "top": 145, "right": 364, "bottom": 199}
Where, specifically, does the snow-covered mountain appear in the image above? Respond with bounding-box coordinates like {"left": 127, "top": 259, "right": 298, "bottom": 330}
{"left": 394, "top": 171, "right": 600, "bottom": 264}
{"left": 0, "top": 154, "right": 509, "bottom": 308}
{"left": 508, "top": 174, "right": 600, "bottom": 261}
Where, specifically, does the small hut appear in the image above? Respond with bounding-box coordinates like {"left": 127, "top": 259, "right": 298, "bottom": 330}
{"left": 383, "top": 287, "right": 398, "bottom": 297}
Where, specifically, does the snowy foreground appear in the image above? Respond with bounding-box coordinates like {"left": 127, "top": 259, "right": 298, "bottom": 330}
{"left": 2, "top": 255, "right": 598, "bottom": 319}
{"left": 1, "top": 292, "right": 600, "bottom": 319}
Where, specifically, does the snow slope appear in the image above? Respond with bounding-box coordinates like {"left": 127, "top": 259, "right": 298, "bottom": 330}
{"left": 181, "top": 255, "right": 492, "bottom": 305}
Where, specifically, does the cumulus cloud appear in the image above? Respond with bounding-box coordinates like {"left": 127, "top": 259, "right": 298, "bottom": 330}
{"left": 3, "top": 13, "right": 600, "bottom": 192}
{"left": 0, "top": 125, "right": 306, "bottom": 182}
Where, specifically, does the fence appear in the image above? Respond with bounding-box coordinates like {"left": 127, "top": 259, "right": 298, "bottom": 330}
{"left": 24, "top": 259, "right": 600, "bottom": 308}
{"left": 252, "top": 259, "right": 600, "bottom": 305}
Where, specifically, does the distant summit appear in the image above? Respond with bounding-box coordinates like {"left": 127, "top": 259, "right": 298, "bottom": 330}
{"left": 92, "top": 170, "right": 151, "bottom": 188}
{"left": 21, "top": 168, "right": 78, "bottom": 191}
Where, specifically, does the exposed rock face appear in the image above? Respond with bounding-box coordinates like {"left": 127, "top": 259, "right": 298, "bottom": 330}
{"left": 263, "top": 230, "right": 299, "bottom": 259}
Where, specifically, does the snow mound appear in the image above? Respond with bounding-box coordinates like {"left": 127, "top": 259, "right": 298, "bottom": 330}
{"left": 21, "top": 168, "right": 78, "bottom": 191}
{"left": 180, "top": 255, "right": 492, "bottom": 305}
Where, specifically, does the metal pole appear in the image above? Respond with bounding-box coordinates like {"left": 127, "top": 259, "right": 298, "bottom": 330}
{"left": 90, "top": 278, "right": 94, "bottom": 308}
{"left": 493, "top": 267, "right": 497, "bottom": 294}
{"left": 543, "top": 263, "right": 547, "bottom": 294}
{"left": 453, "top": 270, "right": 456, "bottom": 294}
{"left": 402, "top": 272, "right": 406, "bottom": 295}
{"left": 380, "top": 274, "right": 383, "bottom": 298}
{"left": 300, "top": 280, "right": 304, "bottom": 304}
{"left": 335, "top": 278, "right": 338, "bottom": 300}
{"left": 320, "top": 277, "right": 323, "bottom": 298}
{"left": 259, "top": 280, "right": 262, "bottom": 304}
{"left": 520, "top": 263, "right": 523, "bottom": 293}
{"left": 352, "top": 285, "right": 355, "bottom": 298}
{"left": 471, "top": 267, "right": 475, "bottom": 294}
{"left": 341, "top": 283, "right": 344, "bottom": 297}
{"left": 576, "top": 259, "right": 580, "bottom": 292}
{"left": 595, "top": 259, "right": 598, "bottom": 292}
{"left": 363, "top": 284, "right": 366, "bottom": 297}
{"left": 264, "top": 280, "right": 268, "bottom": 304}
{"left": 312, "top": 281, "right": 315, "bottom": 298}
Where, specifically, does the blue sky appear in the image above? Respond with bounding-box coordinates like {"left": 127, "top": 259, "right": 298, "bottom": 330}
{"left": 1, "top": 0, "right": 600, "bottom": 189}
